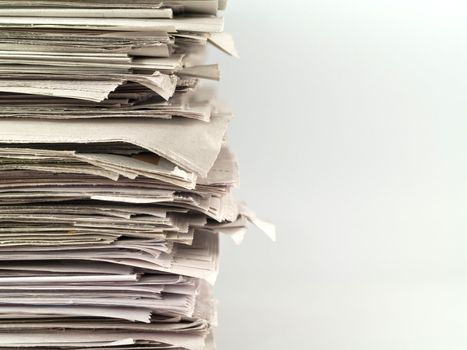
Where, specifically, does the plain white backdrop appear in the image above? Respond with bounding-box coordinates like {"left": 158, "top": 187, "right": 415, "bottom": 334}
{"left": 213, "top": 1, "right": 467, "bottom": 349}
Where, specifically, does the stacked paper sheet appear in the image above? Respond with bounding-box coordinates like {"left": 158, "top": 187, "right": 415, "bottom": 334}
{"left": 0, "top": 1, "right": 272, "bottom": 349}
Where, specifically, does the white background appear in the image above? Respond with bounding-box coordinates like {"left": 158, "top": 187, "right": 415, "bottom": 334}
{"left": 213, "top": 1, "right": 467, "bottom": 349}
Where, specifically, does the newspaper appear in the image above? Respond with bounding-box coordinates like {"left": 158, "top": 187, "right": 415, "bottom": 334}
{"left": 0, "top": 1, "right": 274, "bottom": 349}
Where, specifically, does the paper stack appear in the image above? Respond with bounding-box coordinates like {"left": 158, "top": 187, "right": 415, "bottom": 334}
{"left": 0, "top": 1, "right": 272, "bottom": 349}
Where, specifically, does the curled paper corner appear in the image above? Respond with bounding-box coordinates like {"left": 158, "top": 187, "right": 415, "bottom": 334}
{"left": 224, "top": 227, "right": 247, "bottom": 245}
{"left": 135, "top": 72, "right": 178, "bottom": 100}
{"left": 239, "top": 203, "right": 276, "bottom": 242}
{"left": 230, "top": 228, "right": 247, "bottom": 245}
{"left": 249, "top": 216, "right": 276, "bottom": 242}
{"left": 209, "top": 32, "right": 239, "bottom": 58}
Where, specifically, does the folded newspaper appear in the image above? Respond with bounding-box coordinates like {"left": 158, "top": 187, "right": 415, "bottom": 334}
{"left": 0, "top": 1, "right": 273, "bottom": 349}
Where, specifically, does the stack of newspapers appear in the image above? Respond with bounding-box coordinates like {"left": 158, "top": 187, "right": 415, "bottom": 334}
{"left": 0, "top": 1, "right": 273, "bottom": 349}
